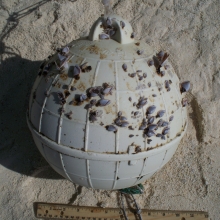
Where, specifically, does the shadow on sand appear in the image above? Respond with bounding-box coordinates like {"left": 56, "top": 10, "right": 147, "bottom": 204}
{"left": 0, "top": 42, "right": 64, "bottom": 179}
{"left": 0, "top": 0, "right": 65, "bottom": 179}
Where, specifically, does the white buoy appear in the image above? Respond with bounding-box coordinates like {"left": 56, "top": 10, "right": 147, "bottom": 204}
{"left": 27, "top": 10, "right": 188, "bottom": 190}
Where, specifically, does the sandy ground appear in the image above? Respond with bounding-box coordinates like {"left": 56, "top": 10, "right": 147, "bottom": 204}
{"left": 0, "top": 0, "right": 220, "bottom": 219}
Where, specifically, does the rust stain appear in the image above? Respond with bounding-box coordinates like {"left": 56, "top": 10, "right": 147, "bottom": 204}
{"left": 89, "top": 75, "right": 93, "bottom": 85}
{"left": 121, "top": 111, "right": 128, "bottom": 118}
{"left": 75, "top": 57, "right": 83, "bottom": 64}
{"left": 64, "top": 90, "right": 70, "bottom": 98}
{"left": 148, "top": 97, "right": 154, "bottom": 103}
{"left": 109, "top": 62, "right": 113, "bottom": 69}
{"left": 55, "top": 82, "right": 61, "bottom": 88}
{"left": 79, "top": 46, "right": 86, "bottom": 51}
{"left": 70, "top": 99, "right": 84, "bottom": 106}
{"left": 60, "top": 73, "right": 68, "bottom": 81}
{"left": 77, "top": 82, "right": 86, "bottom": 92}
{"left": 104, "top": 104, "right": 114, "bottom": 114}
{"left": 86, "top": 45, "right": 100, "bottom": 55}
{"left": 126, "top": 82, "right": 134, "bottom": 91}
{"left": 100, "top": 53, "right": 107, "bottom": 59}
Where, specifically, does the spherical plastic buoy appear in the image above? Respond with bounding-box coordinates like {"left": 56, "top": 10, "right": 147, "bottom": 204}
{"left": 27, "top": 13, "right": 189, "bottom": 190}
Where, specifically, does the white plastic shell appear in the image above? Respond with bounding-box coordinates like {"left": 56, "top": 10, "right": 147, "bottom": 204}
{"left": 27, "top": 15, "right": 187, "bottom": 190}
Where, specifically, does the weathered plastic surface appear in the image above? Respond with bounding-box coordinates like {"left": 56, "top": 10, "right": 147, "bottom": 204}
{"left": 27, "top": 119, "right": 185, "bottom": 189}
{"left": 27, "top": 14, "right": 187, "bottom": 189}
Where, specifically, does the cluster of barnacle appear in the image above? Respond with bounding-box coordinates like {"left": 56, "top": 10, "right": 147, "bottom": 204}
{"left": 146, "top": 51, "right": 169, "bottom": 79}
{"left": 48, "top": 61, "right": 93, "bottom": 118}
{"left": 122, "top": 52, "right": 169, "bottom": 89}
{"left": 165, "top": 80, "right": 172, "bottom": 92}
{"left": 57, "top": 92, "right": 66, "bottom": 105}
{"left": 127, "top": 96, "right": 148, "bottom": 119}
{"left": 136, "top": 96, "right": 148, "bottom": 109}
{"left": 158, "top": 63, "right": 190, "bottom": 101}
{"left": 38, "top": 46, "right": 92, "bottom": 80}
{"left": 128, "top": 70, "right": 147, "bottom": 81}
{"left": 99, "top": 80, "right": 189, "bottom": 144}
{"left": 114, "top": 111, "right": 129, "bottom": 127}
{"left": 70, "top": 62, "right": 92, "bottom": 80}
{"left": 75, "top": 94, "right": 88, "bottom": 105}
{"left": 99, "top": 17, "right": 117, "bottom": 40}
{"left": 37, "top": 46, "right": 70, "bottom": 77}
{"left": 57, "top": 90, "right": 87, "bottom": 118}
{"left": 147, "top": 50, "right": 190, "bottom": 90}
{"left": 141, "top": 105, "right": 171, "bottom": 141}
{"left": 105, "top": 95, "right": 173, "bottom": 142}
{"left": 106, "top": 97, "right": 147, "bottom": 133}
{"left": 40, "top": 43, "right": 191, "bottom": 148}
{"left": 146, "top": 51, "right": 191, "bottom": 105}
{"left": 123, "top": 64, "right": 148, "bottom": 82}
{"left": 56, "top": 46, "right": 70, "bottom": 71}
{"left": 99, "top": 16, "right": 135, "bottom": 40}
{"left": 131, "top": 110, "right": 141, "bottom": 118}
{"left": 70, "top": 83, "right": 114, "bottom": 122}
{"left": 106, "top": 111, "right": 129, "bottom": 133}
{"left": 89, "top": 110, "right": 103, "bottom": 123}
{"left": 84, "top": 99, "right": 97, "bottom": 110}
{"left": 55, "top": 81, "right": 113, "bottom": 120}
{"left": 57, "top": 91, "right": 73, "bottom": 118}
{"left": 86, "top": 84, "right": 113, "bottom": 108}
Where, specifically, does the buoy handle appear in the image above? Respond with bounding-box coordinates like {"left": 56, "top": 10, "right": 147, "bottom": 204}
{"left": 88, "top": 14, "right": 134, "bottom": 44}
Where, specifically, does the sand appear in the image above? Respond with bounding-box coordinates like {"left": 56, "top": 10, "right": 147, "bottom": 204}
{"left": 0, "top": 0, "right": 220, "bottom": 219}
